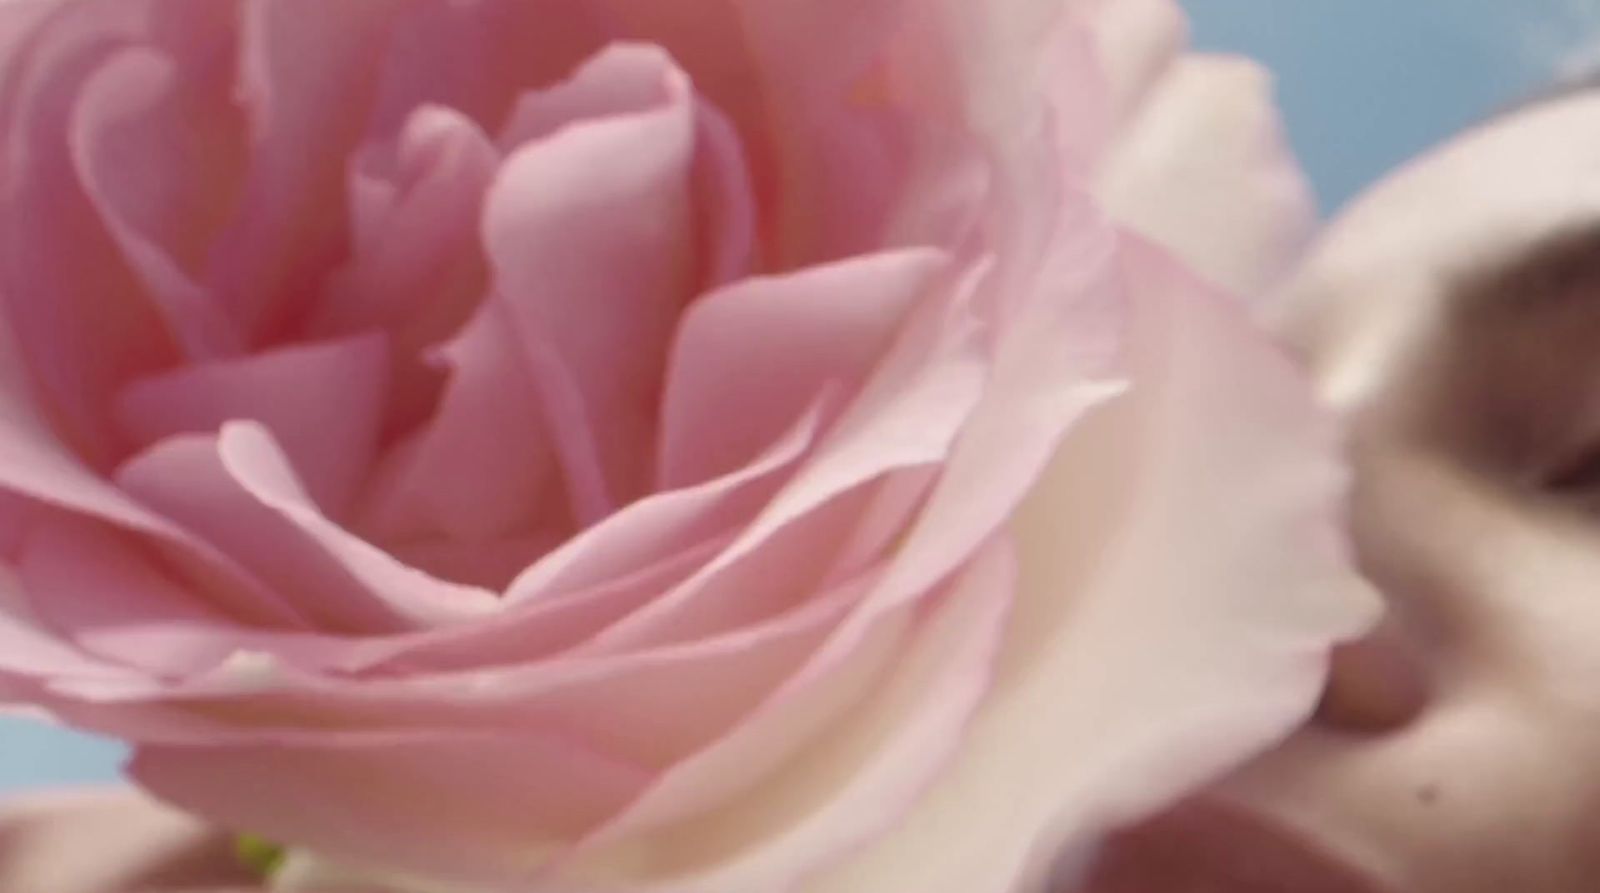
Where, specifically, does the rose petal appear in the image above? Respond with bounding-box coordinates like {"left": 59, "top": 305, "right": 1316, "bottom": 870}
{"left": 658, "top": 249, "right": 944, "bottom": 489}
{"left": 70, "top": 46, "right": 244, "bottom": 359}
{"left": 131, "top": 733, "right": 649, "bottom": 886}
{"left": 796, "top": 239, "right": 1377, "bottom": 893}
{"left": 1080, "top": 0, "right": 1186, "bottom": 130}
{"left": 484, "top": 44, "right": 697, "bottom": 522}
{"left": 597, "top": 0, "right": 909, "bottom": 263}
{"left": 308, "top": 105, "right": 497, "bottom": 371}
{"left": 0, "top": 786, "right": 254, "bottom": 893}
{"left": 16, "top": 516, "right": 237, "bottom": 676}
{"left": 0, "top": 2, "right": 189, "bottom": 464}
{"left": 355, "top": 301, "right": 558, "bottom": 545}
{"left": 366, "top": 538, "right": 726, "bottom": 673}
{"left": 581, "top": 263, "right": 989, "bottom": 651}
{"left": 191, "top": 571, "right": 873, "bottom": 768}
{"left": 0, "top": 320, "right": 304, "bottom": 628}
{"left": 690, "top": 101, "right": 758, "bottom": 288}
{"left": 555, "top": 275, "right": 991, "bottom": 843}
{"left": 114, "top": 334, "right": 389, "bottom": 515}
{"left": 216, "top": 424, "right": 498, "bottom": 624}
{"left": 502, "top": 394, "right": 825, "bottom": 606}
{"left": 208, "top": 0, "right": 399, "bottom": 338}
{"left": 1098, "top": 55, "right": 1318, "bottom": 299}
{"left": 570, "top": 540, "right": 1013, "bottom": 893}
{"left": 572, "top": 488, "right": 877, "bottom": 654}
{"left": 116, "top": 428, "right": 494, "bottom": 633}
{"left": 0, "top": 569, "right": 128, "bottom": 683}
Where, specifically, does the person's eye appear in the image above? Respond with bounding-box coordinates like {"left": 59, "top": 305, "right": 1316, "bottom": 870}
{"left": 1411, "top": 224, "right": 1600, "bottom": 502}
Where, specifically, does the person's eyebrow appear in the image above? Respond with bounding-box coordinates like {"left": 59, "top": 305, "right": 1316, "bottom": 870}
{"left": 1453, "top": 222, "right": 1600, "bottom": 322}
{"left": 1424, "top": 222, "right": 1600, "bottom": 479}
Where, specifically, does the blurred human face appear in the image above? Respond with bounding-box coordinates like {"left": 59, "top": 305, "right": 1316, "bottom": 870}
{"left": 1077, "top": 88, "right": 1600, "bottom": 892}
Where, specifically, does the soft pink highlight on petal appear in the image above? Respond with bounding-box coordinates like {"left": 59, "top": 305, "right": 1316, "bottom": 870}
{"left": 573, "top": 540, "right": 1014, "bottom": 893}
{"left": 114, "top": 334, "right": 389, "bottom": 515}
{"left": 1099, "top": 56, "right": 1318, "bottom": 299}
{"left": 216, "top": 423, "right": 499, "bottom": 624}
{"left": 483, "top": 45, "right": 697, "bottom": 523}
{"left": 580, "top": 276, "right": 989, "bottom": 654}
{"left": 209, "top": 0, "right": 397, "bottom": 339}
{"left": 1, "top": 3, "right": 190, "bottom": 465}
{"left": 16, "top": 516, "right": 236, "bottom": 675}
{"left": 358, "top": 301, "right": 560, "bottom": 546}
{"left": 0, "top": 570, "right": 129, "bottom": 682}
{"left": 795, "top": 238, "right": 1376, "bottom": 893}
{"left": 658, "top": 249, "right": 944, "bottom": 489}
{"left": 310, "top": 105, "right": 497, "bottom": 363}
{"left": 1081, "top": 0, "right": 1187, "bottom": 130}
{"left": 503, "top": 396, "right": 825, "bottom": 606}
{"left": 70, "top": 46, "right": 244, "bottom": 359}
{"left": 115, "top": 429, "right": 491, "bottom": 634}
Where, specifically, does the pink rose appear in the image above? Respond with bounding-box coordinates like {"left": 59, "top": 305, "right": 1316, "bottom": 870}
{"left": 0, "top": 0, "right": 1371, "bottom": 890}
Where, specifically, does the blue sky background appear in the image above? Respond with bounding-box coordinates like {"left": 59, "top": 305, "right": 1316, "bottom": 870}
{"left": 1189, "top": 0, "right": 1597, "bottom": 208}
{"left": 1, "top": 3, "right": 1596, "bottom": 798}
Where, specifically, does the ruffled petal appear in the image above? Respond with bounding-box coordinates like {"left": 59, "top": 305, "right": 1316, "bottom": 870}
{"left": 798, "top": 239, "right": 1377, "bottom": 893}
{"left": 365, "top": 0, "right": 607, "bottom": 140}
{"left": 483, "top": 44, "right": 698, "bottom": 521}
{"left": 569, "top": 541, "right": 1013, "bottom": 893}
{"left": 116, "top": 427, "right": 494, "bottom": 634}
{"left": 583, "top": 265, "right": 989, "bottom": 651}
{"left": 658, "top": 249, "right": 944, "bottom": 489}
{"left": 15, "top": 516, "right": 238, "bottom": 676}
{"left": 217, "top": 424, "right": 498, "bottom": 624}
{"left": 308, "top": 104, "right": 497, "bottom": 369}
{"left": 69, "top": 45, "right": 245, "bottom": 359}
{"left": 1098, "top": 55, "right": 1317, "bottom": 299}
{"left": 114, "top": 334, "right": 389, "bottom": 515}
{"left": 357, "top": 301, "right": 559, "bottom": 548}
{"left": 1080, "top": 0, "right": 1186, "bottom": 129}
{"left": 207, "top": 0, "right": 400, "bottom": 338}
{"left": 0, "top": 2, "right": 191, "bottom": 464}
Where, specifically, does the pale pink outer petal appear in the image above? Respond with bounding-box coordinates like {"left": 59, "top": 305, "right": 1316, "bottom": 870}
{"left": 566, "top": 541, "right": 1015, "bottom": 893}
{"left": 795, "top": 239, "right": 1378, "bottom": 893}
{"left": 0, "top": 786, "right": 257, "bottom": 893}
{"left": 131, "top": 733, "right": 651, "bottom": 886}
{"left": 1097, "top": 55, "right": 1318, "bottom": 299}
{"left": 1079, "top": 0, "right": 1186, "bottom": 129}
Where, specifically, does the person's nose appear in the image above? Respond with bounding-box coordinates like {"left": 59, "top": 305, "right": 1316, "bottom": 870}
{"left": 1325, "top": 435, "right": 1600, "bottom": 728}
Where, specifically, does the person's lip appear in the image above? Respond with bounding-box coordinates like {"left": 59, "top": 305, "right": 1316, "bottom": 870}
{"left": 1072, "top": 797, "right": 1394, "bottom": 893}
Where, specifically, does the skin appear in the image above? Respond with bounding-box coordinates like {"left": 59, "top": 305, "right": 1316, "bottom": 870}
{"left": 1077, "top": 86, "right": 1600, "bottom": 891}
